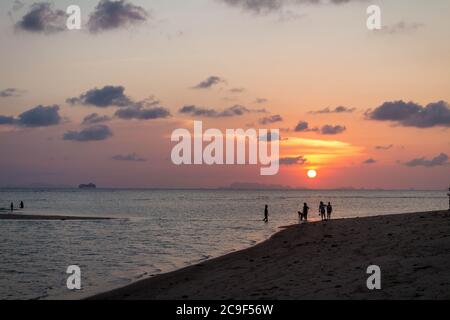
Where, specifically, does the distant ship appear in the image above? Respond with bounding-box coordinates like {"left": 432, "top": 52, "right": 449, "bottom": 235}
{"left": 78, "top": 183, "right": 97, "bottom": 189}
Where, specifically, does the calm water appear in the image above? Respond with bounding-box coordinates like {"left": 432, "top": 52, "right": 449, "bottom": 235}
{"left": 0, "top": 189, "right": 447, "bottom": 300}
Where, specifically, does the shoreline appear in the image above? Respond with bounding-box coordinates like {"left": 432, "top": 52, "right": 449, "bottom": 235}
{"left": 90, "top": 210, "right": 450, "bottom": 300}
{"left": 0, "top": 213, "right": 113, "bottom": 221}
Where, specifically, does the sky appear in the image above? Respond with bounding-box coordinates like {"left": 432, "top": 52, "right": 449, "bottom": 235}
{"left": 0, "top": 0, "right": 449, "bottom": 189}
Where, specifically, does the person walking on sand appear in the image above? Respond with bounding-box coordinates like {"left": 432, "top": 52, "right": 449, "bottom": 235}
{"left": 319, "top": 202, "right": 326, "bottom": 221}
{"left": 326, "top": 202, "right": 333, "bottom": 221}
{"left": 263, "top": 205, "right": 269, "bottom": 223}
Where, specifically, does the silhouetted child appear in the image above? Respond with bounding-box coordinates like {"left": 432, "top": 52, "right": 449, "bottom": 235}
{"left": 263, "top": 205, "right": 269, "bottom": 223}
{"left": 10, "top": 202, "right": 14, "bottom": 212}
{"left": 20, "top": 201, "right": 24, "bottom": 209}
{"left": 327, "top": 202, "right": 333, "bottom": 220}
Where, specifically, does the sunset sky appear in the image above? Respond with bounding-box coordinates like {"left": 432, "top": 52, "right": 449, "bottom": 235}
{"left": 0, "top": 0, "right": 449, "bottom": 189}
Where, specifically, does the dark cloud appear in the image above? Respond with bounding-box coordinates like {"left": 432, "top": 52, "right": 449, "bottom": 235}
{"left": 279, "top": 155, "right": 307, "bottom": 166}
{"left": 192, "top": 76, "right": 225, "bottom": 89}
{"left": 363, "top": 158, "right": 377, "bottom": 165}
{"left": 259, "top": 114, "right": 283, "bottom": 125}
{"left": 179, "top": 104, "right": 257, "bottom": 118}
{"left": 294, "top": 121, "right": 346, "bottom": 135}
{"left": 0, "top": 116, "right": 16, "bottom": 125}
{"left": 375, "top": 144, "right": 393, "bottom": 150}
{"left": 18, "top": 105, "right": 61, "bottom": 127}
{"left": 63, "top": 125, "right": 113, "bottom": 142}
{"left": 87, "top": 0, "right": 149, "bottom": 33}
{"left": 320, "top": 124, "right": 346, "bottom": 135}
{"left": 404, "top": 153, "right": 449, "bottom": 168}
{"left": 294, "top": 121, "right": 317, "bottom": 132}
{"left": 219, "top": 0, "right": 359, "bottom": 14}
{"left": 69, "top": 86, "right": 170, "bottom": 121}
{"left": 295, "top": 121, "right": 310, "bottom": 132}
{"left": 82, "top": 113, "right": 112, "bottom": 125}
{"left": 67, "top": 85, "right": 132, "bottom": 108}
{"left": 15, "top": 2, "right": 66, "bottom": 34}
{"left": 310, "top": 106, "right": 356, "bottom": 114}
{"left": 0, "top": 88, "right": 25, "bottom": 98}
{"left": 367, "top": 101, "right": 422, "bottom": 121}
{"left": 67, "top": 86, "right": 164, "bottom": 123}
{"left": 112, "top": 152, "right": 147, "bottom": 162}
{"left": 0, "top": 105, "right": 62, "bottom": 127}
{"left": 115, "top": 106, "right": 171, "bottom": 120}
{"left": 366, "top": 100, "right": 450, "bottom": 128}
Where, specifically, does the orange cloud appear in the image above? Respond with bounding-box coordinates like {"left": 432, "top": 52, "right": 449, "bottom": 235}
{"left": 280, "top": 137, "right": 363, "bottom": 168}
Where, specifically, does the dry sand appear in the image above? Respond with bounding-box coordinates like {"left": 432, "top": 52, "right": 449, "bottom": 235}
{"left": 91, "top": 210, "right": 450, "bottom": 300}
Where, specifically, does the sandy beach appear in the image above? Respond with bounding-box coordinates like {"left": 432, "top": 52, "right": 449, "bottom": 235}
{"left": 91, "top": 210, "right": 450, "bottom": 300}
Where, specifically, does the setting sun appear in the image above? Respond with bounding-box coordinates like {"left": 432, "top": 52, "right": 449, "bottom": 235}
{"left": 307, "top": 170, "right": 318, "bottom": 179}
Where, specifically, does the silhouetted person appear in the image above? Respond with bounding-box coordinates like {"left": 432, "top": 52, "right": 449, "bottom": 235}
{"left": 303, "top": 203, "right": 310, "bottom": 221}
{"left": 20, "top": 201, "right": 24, "bottom": 209}
{"left": 298, "top": 203, "right": 309, "bottom": 221}
{"left": 447, "top": 188, "right": 450, "bottom": 211}
{"left": 10, "top": 202, "right": 14, "bottom": 212}
{"left": 327, "top": 202, "right": 333, "bottom": 220}
{"left": 319, "top": 202, "right": 326, "bottom": 221}
{"left": 263, "top": 205, "right": 269, "bottom": 223}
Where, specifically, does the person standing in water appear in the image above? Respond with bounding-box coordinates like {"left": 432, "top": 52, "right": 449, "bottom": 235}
{"left": 302, "top": 203, "right": 310, "bottom": 221}
{"left": 20, "top": 201, "right": 24, "bottom": 209}
{"left": 10, "top": 202, "right": 14, "bottom": 212}
{"left": 327, "top": 202, "right": 333, "bottom": 221}
{"left": 447, "top": 187, "right": 450, "bottom": 211}
{"left": 263, "top": 205, "right": 269, "bottom": 223}
{"left": 319, "top": 202, "right": 326, "bottom": 221}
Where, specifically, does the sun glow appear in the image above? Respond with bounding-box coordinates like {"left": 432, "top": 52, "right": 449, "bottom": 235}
{"left": 280, "top": 137, "right": 363, "bottom": 168}
{"left": 307, "top": 169, "right": 318, "bottom": 179}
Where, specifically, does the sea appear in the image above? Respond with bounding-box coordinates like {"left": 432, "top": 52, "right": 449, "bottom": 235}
{"left": 0, "top": 188, "right": 447, "bottom": 300}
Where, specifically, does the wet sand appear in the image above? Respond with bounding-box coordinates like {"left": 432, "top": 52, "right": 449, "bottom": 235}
{"left": 91, "top": 210, "right": 450, "bottom": 300}
{"left": 0, "top": 213, "right": 112, "bottom": 221}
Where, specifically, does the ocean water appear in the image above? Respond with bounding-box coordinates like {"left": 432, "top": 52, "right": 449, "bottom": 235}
{"left": 0, "top": 188, "right": 447, "bottom": 300}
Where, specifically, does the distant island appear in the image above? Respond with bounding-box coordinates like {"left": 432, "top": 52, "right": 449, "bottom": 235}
{"left": 78, "top": 183, "right": 97, "bottom": 189}
{"left": 223, "top": 182, "right": 293, "bottom": 190}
